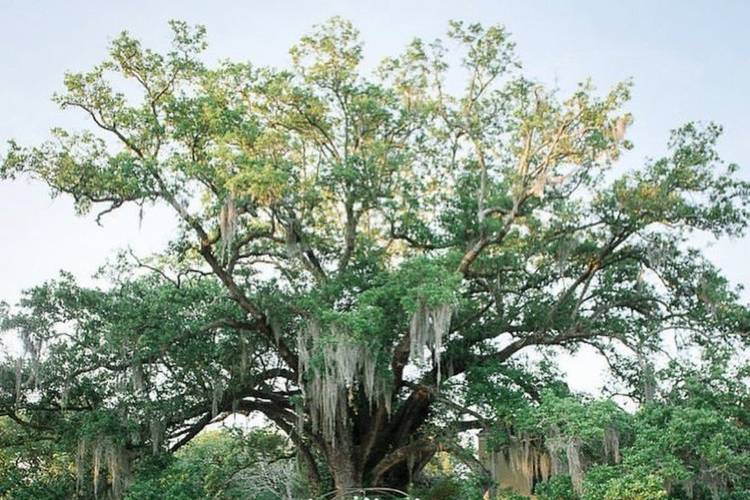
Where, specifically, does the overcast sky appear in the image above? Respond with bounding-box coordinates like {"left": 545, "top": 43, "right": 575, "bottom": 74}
{"left": 1, "top": 0, "right": 748, "bottom": 391}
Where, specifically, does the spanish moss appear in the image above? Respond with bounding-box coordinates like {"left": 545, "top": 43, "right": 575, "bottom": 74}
{"left": 219, "top": 194, "right": 238, "bottom": 258}
{"left": 149, "top": 418, "right": 163, "bottom": 455}
{"left": 603, "top": 426, "right": 620, "bottom": 464}
{"left": 409, "top": 301, "right": 452, "bottom": 385}
{"left": 76, "top": 436, "right": 132, "bottom": 500}
{"left": 566, "top": 437, "right": 584, "bottom": 494}
{"left": 298, "top": 321, "right": 391, "bottom": 443}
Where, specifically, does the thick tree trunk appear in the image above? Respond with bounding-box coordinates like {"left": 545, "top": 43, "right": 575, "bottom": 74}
{"left": 331, "top": 460, "right": 360, "bottom": 497}
{"left": 322, "top": 416, "right": 364, "bottom": 498}
{"left": 316, "top": 386, "right": 436, "bottom": 497}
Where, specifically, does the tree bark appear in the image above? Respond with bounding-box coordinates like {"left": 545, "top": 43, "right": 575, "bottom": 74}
{"left": 327, "top": 440, "right": 363, "bottom": 498}
{"left": 309, "top": 385, "right": 437, "bottom": 496}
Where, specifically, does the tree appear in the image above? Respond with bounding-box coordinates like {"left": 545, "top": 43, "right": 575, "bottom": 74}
{"left": 0, "top": 416, "right": 77, "bottom": 499}
{"left": 611, "top": 352, "right": 750, "bottom": 499}
{"left": 125, "top": 428, "right": 299, "bottom": 499}
{"left": 2, "top": 18, "right": 749, "bottom": 497}
{"left": 434, "top": 350, "right": 750, "bottom": 499}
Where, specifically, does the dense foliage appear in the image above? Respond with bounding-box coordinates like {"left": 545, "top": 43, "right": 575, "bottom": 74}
{"left": 1, "top": 17, "right": 749, "bottom": 499}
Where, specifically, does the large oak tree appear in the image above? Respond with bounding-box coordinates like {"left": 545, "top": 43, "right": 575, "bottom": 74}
{"left": 2, "top": 19, "right": 749, "bottom": 497}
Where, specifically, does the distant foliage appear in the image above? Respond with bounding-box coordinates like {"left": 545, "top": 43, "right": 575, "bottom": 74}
{"left": 125, "top": 428, "right": 302, "bottom": 500}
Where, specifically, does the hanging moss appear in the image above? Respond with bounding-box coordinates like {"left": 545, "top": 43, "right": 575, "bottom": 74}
{"left": 506, "top": 435, "right": 537, "bottom": 492}
{"left": 240, "top": 336, "right": 248, "bottom": 376}
{"left": 60, "top": 380, "right": 70, "bottom": 410}
{"left": 482, "top": 432, "right": 552, "bottom": 495}
{"left": 565, "top": 437, "right": 584, "bottom": 494}
{"left": 298, "top": 321, "right": 391, "bottom": 443}
{"left": 13, "top": 329, "right": 44, "bottom": 404}
{"left": 149, "top": 418, "right": 163, "bottom": 455}
{"left": 76, "top": 435, "right": 132, "bottom": 500}
{"left": 219, "top": 194, "right": 238, "bottom": 258}
{"left": 14, "top": 358, "right": 22, "bottom": 406}
{"left": 93, "top": 438, "right": 103, "bottom": 498}
{"left": 603, "top": 426, "right": 620, "bottom": 464}
{"left": 542, "top": 427, "right": 567, "bottom": 478}
{"left": 409, "top": 301, "right": 452, "bottom": 384}
{"left": 638, "top": 351, "right": 656, "bottom": 402}
{"left": 211, "top": 378, "right": 224, "bottom": 418}
{"left": 76, "top": 438, "right": 86, "bottom": 496}
{"left": 131, "top": 361, "right": 145, "bottom": 393}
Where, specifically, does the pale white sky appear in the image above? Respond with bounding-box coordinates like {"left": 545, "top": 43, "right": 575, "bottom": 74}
{"left": 1, "top": 0, "right": 748, "bottom": 392}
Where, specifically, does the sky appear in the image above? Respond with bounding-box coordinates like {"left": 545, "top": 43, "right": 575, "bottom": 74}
{"left": 1, "top": 0, "right": 748, "bottom": 392}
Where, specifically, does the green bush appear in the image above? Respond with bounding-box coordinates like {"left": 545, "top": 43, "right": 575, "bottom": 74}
{"left": 582, "top": 465, "right": 666, "bottom": 500}
{"left": 535, "top": 475, "right": 578, "bottom": 500}
{"left": 125, "top": 428, "right": 301, "bottom": 500}
{"left": 419, "top": 477, "right": 463, "bottom": 500}
{"left": 495, "top": 487, "right": 529, "bottom": 500}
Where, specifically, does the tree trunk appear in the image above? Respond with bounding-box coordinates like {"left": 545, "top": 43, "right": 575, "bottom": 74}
{"left": 320, "top": 415, "right": 364, "bottom": 498}
{"left": 313, "top": 386, "right": 436, "bottom": 497}
{"left": 328, "top": 444, "right": 363, "bottom": 498}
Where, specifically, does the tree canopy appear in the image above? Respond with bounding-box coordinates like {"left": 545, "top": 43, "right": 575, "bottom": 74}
{"left": 1, "top": 18, "right": 749, "bottom": 499}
